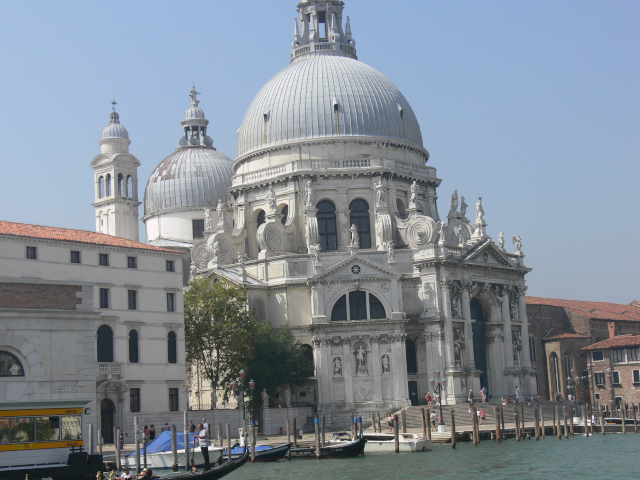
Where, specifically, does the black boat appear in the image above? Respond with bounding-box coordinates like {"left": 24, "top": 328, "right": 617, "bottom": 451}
{"left": 154, "top": 449, "right": 249, "bottom": 480}
{"left": 289, "top": 437, "right": 366, "bottom": 459}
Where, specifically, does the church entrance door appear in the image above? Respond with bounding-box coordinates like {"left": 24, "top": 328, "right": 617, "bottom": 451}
{"left": 408, "top": 381, "right": 418, "bottom": 406}
{"left": 471, "top": 299, "right": 488, "bottom": 391}
{"left": 101, "top": 399, "right": 115, "bottom": 443}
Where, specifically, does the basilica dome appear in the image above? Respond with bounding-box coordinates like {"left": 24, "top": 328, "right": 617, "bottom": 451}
{"left": 236, "top": 54, "right": 423, "bottom": 159}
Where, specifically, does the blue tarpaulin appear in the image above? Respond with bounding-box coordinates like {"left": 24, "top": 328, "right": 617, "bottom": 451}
{"left": 128, "top": 431, "right": 198, "bottom": 455}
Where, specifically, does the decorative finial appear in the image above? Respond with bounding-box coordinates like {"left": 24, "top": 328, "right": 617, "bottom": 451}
{"left": 109, "top": 99, "right": 120, "bottom": 124}
{"left": 189, "top": 84, "right": 201, "bottom": 107}
{"left": 111, "top": 99, "right": 117, "bottom": 112}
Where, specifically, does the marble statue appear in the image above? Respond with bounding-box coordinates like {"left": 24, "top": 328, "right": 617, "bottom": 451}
{"left": 386, "top": 240, "right": 394, "bottom": 261}
{"left": 475, "top": 197, "right": 484, "bottom": 223}
{"left": 333, "top": 356, "right": 342, "bottom": 376}
{"left": 498, "top": 231, "right": 505, "bottom": 251}
{"left": 267, "top": 185, "right": 277, "bottom": 211}
{"left": 410, "top": 181, "right": 419, "bottom": 205}
{"left": 211, "top": 241, "right": 220, "bottom": 258}
{"left": 460, "top": 196, "right": 468, "bottom": 216}
{"left": 453, "top": 329, "right": 465, "bottom": 368}
{"left": 189, "top": 85, "right": 200, "bottom": 106}
{"left": 204, "top": 208, "right": 212, "bottom": 230}
{"left": 381, "top": 354, "right": 390, "bottom": 373}
{"left": 436, "top": 221, "right": 447, "bottom": 242}
{"left": 356, "top": 345, "right": 367, "bottom": 375}
{"left": 512, "top": 234, "right": 522, "bottom": 253}
{"left": 284, "top": 387, "right": 292, "bottom": 408}
{"left": 216, "top": 198, "right": 227, "bottom": 225}
{"left": 350, "top": 224, "right": 359, "bottom": 247}
{"left": 261, "top": 388, "right": 269, "bottom": 408}
{"left": 304, "top": 180, "right": 314, "bottom": 208}
{"left": 374, "top": 180, "right": 387, "bottom": 206}
{"left": 454, "top": 224, "right": 465, "bottom": 245}
{"left": 449, "top": 190, "right": 458, "bottom": 214}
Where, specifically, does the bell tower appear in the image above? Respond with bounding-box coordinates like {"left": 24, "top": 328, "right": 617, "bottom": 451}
{"left": 90, "top": 100, "right": 141, "bottom": 241}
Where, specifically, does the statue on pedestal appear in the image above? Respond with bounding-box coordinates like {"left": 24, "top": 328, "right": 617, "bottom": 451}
{"left": 267, "top": 185, "right": 277, "bottom": 212}
{"left": 304, "top": 180, "right": 314, "bottom": 208}
{"left": 475, "top": 197, "right": 485, "bottom": 224}
{"left": 216, "top": 198, "right": 227, "bottom": 225}
{"left": 333, "top": 356, "right": 342, "bottom": 376}
{"left": 409, "top": 181, "right": 419, "bottom": 206}
{"left": 498, "top": 231, "right": 505, "bottom": 251}
{"left": 512, "top": 234, "right": 523, "bottom": 254}
{"left": 284, "top": 387, "right": 292, "bottom": 408}
{"left": 205, "top": 208, "right": 212, "bottom": 230}
{"left": 355, "top": 345, "right": 367, "bottom": 376}
{"left": 460, "top": 196, "right": 468, "bottom": 217}
{"left": 261, "top": 388, "right": 269, "bottom": 408}
{"left": 381, "top": 354, "right": 390, "bottom": 373}
{"left": 374, "top": 180, "right": 387, "bottom": 207}
{"left": 350, "top": 224, "right": 359, "bottom": 247}
{"left": 449, "top": 190, "right": 459, "bottom": 215}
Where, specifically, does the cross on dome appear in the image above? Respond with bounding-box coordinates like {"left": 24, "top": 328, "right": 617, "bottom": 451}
{"left": 109, "top": 98, "right": 120, "bottom": 124}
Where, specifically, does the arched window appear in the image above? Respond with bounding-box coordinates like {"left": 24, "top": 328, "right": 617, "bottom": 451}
{"left": 349, "top": 199, "right": 371, "bottom": 248}
{"left": 550, "top": 353, "right": 561, "bottom": 394}
{"left": 105, "top": 174, "right": 111, "bottom": 197}
{"left": 126, "top": 175, "right": 133, "bottom": 197}
{"left": 529, "top": 334, "right": 537, "bottom": 365}
{"left": 167, "top": 331, "right": 177, "bottom": 364}
{"left": 405, "top": 339, "right": 417, "bottom": 374}
{"left": 331, "top": 291, "right": 387, "bottom": 321}
{"left": 118, "top": 174, "right": 124, "bottom": 196}
{"left": 98, "top": 176, "right": 105, "bottom": 199}
{"left": 0, "top": 351, "right": 24, "bottom": 376}
{"left": 280, "top": 205, "right": 289, "bottom": 225}
{"left": 563, "top": 353, "right": 572, "bottom": 379}
{"left": 317, "top": 200, "right": 337, "bottom": 251}
{"left": 301, "top": 344, "right": 313, "bottom": 364}
{"left": 128, "top": 330, "right": 139, "bottom": 363}
{"left": 97, "top": 324, "right": 114, "bottom": 362}
{"left": 256, "top": 210, "right": 266, "bottom": 227}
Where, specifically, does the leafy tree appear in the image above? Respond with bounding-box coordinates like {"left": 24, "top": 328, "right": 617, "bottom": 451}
{"left": 184, "top": 278, "right": 257, "bottom": 403}
{"left": 244, "top": 321, "right": 314, "bottom": 408}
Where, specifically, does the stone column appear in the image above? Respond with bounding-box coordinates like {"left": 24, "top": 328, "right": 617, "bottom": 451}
{"left": 390, "top": 279, "right": 402, "bottom": 319}
{"left": 342, "top": 337, "right": 354, "bottom": 405}
{"left": 518, "top": 289, "right": 531, "bottom": 369}
{"left": 310, "top": 284, "right": 327, "bottom": 323}
{"left": 461, "top": 281, "right": 475, "bottom": 369}
{"left": 499, "top": 288, "right": 514, "bottom": 369}
{"left": 313, "top": 337, "right": 325, "bottom": 406}
{"left": 439, "top": 278, "right": 455, "bottom": 370}
{"left": 391, "top": 334, "right": 408, "bottom": 404}
{"left": 371, "top": 336, "right": 383, "bottom": 402}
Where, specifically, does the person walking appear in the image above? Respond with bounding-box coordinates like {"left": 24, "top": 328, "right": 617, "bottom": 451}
{"left": 194, "top": 423, "right": 211, "bottom": 471}
{"left": 480, "top": 408, "right": 486, "bottom": 425}
{"left": 430, "top": 411, "right": 436, "bottom": 429}
{"left": 425, "top": 392, "right": 432, "bottom": 407}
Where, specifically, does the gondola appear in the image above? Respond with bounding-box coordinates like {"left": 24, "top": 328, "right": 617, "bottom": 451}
{"left": 289, "top": 436, "right": 366, "bottom": 459}
{"left": 152, "top": 448, "right": 249, "bottom": 480}
{"left": 223, "top": 443, "right": 291, "bottom": 462}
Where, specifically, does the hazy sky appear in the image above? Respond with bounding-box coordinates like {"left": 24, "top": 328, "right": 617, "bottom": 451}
{"left": 0, "top": 1, "right": 638, "bottom": 304}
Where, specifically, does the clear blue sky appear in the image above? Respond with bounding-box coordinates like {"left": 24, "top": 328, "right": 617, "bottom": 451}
{"left": 0, "top": 1, "right": 638, "bottom": 303}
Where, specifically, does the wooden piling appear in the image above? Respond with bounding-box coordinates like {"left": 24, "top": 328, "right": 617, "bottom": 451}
{"left": 495, "top": 406, "right": 501, "bottom": 443}
{"left": 450, "top": 409, "right": 456, "bottom": 449}
{"left": 563, "top": 406, "right": 568, "bottom": 439}
{"left": 588, "top": 404, "right": 594, "bottom": 436}
{"left": 115, "top": 427, "right": 121, "bottom": 470}
{"left": 569, "top": 406, "right": 574, "bottom": 436}
{"left": 226, "top": 424, "right": 231, "bottom": 461}
{"left": 426, "top": 408, "right": 432, "bottom": 440}
{"left": 633, "top": 405, "right": 638, "bottom": 433}
{"left": 471, "top": 408, "right": 477, "bottom": 446}
{"left": 251, "top": 424, "right": 256, "bottom": 462}
{"left": 314, "top": 416, "right": 321, "bottom": 459}
{"left": 377, "top": 412, "right": 382, "bottom": 433}
{"left": 293, "top": 418, "right": 298, "bottom": 448}
{"left": 520, "top": 404, "right": 525, "bottom": 434}
{"left": 372, "top": 413, "right": 377, "bottom": 433}
{"left": 534, "top": 406, "right": 540, "bottom": 441}
{"left": 401, "top": 410, "right": 407, "bottom": 433}
{"left": 171, "top": 425, "right": 178, "bottom": 472}
{"left": 421, "top": 408, "right": 427, "bottom": 439}
{"left": 600, "top": 408, "right": 605, "bottom": 436}
{"left": 286, "top": 418, "right": 291, "bottom": 445}
{"left": 321, "top": 414, "right": 326, "bottom": 446}
{"left": 556, "top": 407, "right": 562, "bottom": 440}
{"left": 621, "top": 406, "right": 627, "bottom": 434}
{"left": 500, "top": 406, "right": 505, "bottom": 432}
{"left": 552, "top": 405, "right": 556, "bottom": 437}
{"left": 393, "top": 415, "right": 399, "bottom": 453}
{"left": 515, "top": 408, "right": 520, "bottom": 442}
{"left": 183, "top": 412, "right": 190, "bottom": 471}
{"left": 540, "top": 406, "right": 546, "bottom": 438}
{"left": 98, "top": 429, "right": 103, "bottom": 458}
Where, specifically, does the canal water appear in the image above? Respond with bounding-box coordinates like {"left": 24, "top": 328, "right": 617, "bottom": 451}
{"left": 224, "top": 434, "right": 638, "bottom": 479}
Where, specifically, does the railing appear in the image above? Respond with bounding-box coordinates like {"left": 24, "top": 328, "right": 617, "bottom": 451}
{"left": 232, "top": 158, "right": 438, "bottom": 186}
{"left": 98, "top": 363, "right": 123, "bottom": 375}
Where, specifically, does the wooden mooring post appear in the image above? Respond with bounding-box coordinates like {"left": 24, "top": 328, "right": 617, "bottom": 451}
{"left": 401, "top": 410, "right": 407, "bottom": 433}
{"left": 621, "top": 407, "right": 627, "bottom": 434}
{"left": 171, "top": 425, "right": 178, "bottom": 472}
{"left": 286, "top": 418, "right": 291, "bottom": 445}
{"left": 514, "top": 407, "right": 520, "bottom": 442}
{"left": 500, "top": 406, "right": 505, "bottom": 432}
{"left": 421, "top": 408, "right": 427, "bottom": 439}
{"left": 587, "top": 404, "right": 594, "bottom": 436}
{"left": 472, "top": 408, "right": 478, "bottom": 446}
{"left": 552, "top": 405, "right": 557, "bottom": 437}
{"left": 293, "top": 418, "right": 298, "bottom": 447}
{"left": 450, "top": 409, "right": 456, "bottom": 449}
{"left": 393, "top": 415, "right": 399, "bottom": 453}
{"left": 494, "top": 405, "right": 501, "bottom": 443}
{"left": 600, "top": 408, "right": 605, "bottom": 436}
{"left": 377, "top": 412, "right": 382, "bottom": 433}
{"left": 569, "top": 406, "right": 574, "bottom": 436}
{"left": 321, "top": 414, "right": 326, "bottom": 446}
{"left": 563, "top": 406, "right": 568, "bottom": 439}
{"left": 520, "top": 405, "right": 525, "bottom": 434}
{"left": 314, "top": 416, "right": 321, "bottom": 459}
{"left": 426, "top": 408, "right": 432, "bottom": 440}
{"left": 372, "top": 413, "right": 377, "bottom": 433}
{"left": 633, "top": 405, "right": 638, "bottom": 433}
{"left": 534, "top": 405, "right": 540, "bottom": 441}
{"left": 540, "top": 405, "right": 546, "bottom": 438}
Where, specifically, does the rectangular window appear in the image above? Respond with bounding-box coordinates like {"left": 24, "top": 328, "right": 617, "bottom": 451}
{"left": 612, "top": 371, "right": 621, "bottom": 385}
{"left": 594, "top": 372, "right": 605, "bottom": 385}
{"left": 192, "top": 219, "right": 205, "bottom": 239}
{"left": 594, "top": 393, "right": 600, "bottom": 400}
{"left": 70, "top": 250, "right": 81, "bottom": 264}
{"left": 99, "top": 253, "right": 109, "bottom": 266}
{"left": 167, "top": 293, "right": 175, "bottom": 312}
{"left": 612, "top": 349, "right": 626, "bottom": 363}
{"left": 591, "top": 351, "right": 604, "bottom": 361}
{"left": 130, "top": 388, "right": 140, "bottom": 412}
{"left": 26, "top": 246, "right": 37, "bottom": 260}
{"left": 627, "top": 347, "right": 640, "bottom": 362}
{"left": 633, "top": 370, "right": 640, "bottom": 384}
{"left": 99, "top": 288, "right": 109, "bottom": 309}
{"left": 127, "top": 256, "right": 137, "bottom": 269}
{"left": 169, "top": 388, "right": 179, "bottom": 411}
{"left": 128, "top": 290, "right": 137, "bottom": 310}
{"left": 166, "top": 260, "right": 175, "bottom": 272}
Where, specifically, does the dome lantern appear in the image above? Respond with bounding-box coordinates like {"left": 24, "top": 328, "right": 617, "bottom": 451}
{"left": 179, "top": 85, "right": 214, "bottom": 148}
{"left": 100, "top": 99, "right": 131, "bottom": 153}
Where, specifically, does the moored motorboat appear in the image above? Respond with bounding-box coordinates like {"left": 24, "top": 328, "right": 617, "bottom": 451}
{"left": 289, "top": 436, "right": 365, "bottom": 459}
{"left": 125, "top": 432, "right": 223, "bottom": 470}
{"left": 129, "top": 449, "right": 248, "bottom": 480}
{"left": 331, "top": 431, "right": 431, "bottom": 452}
{"left": 0, "top": 401, "right": 102, "bottom": 480}
{"left": 223, "top": 443, "right": 291, "bottom": 462}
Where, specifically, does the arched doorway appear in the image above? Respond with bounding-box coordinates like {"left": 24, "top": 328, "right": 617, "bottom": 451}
{"left": 100, "top": 399, "right": 115, "bottom": 443}
{"left": 470, "top": 299, "right": 488, "bottom": 390}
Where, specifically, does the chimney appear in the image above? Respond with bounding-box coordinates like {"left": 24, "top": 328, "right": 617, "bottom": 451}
{"left": 608, "top": 321, "right": 616, "bottom": 338}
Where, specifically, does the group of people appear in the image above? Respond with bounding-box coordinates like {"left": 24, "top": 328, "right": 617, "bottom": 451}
{"left": 116, "top": 466, "right": 159, "bottom": 479}
{"left": 424, "top": 392, "right": 441, "bottom": 407}
{"left": 142, "top": 423, "right": 172, "bottom": 441}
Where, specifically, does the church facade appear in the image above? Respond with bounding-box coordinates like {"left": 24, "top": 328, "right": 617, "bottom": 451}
{"left": 160, "top": 0, "right": 538, "bottom": 424}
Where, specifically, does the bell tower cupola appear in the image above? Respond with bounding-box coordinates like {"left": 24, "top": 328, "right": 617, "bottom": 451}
{"left": 90, "top": 100, "right": 141, "bottom": 241}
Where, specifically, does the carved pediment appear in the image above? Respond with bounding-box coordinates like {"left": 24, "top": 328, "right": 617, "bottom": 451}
{"left": 309, "top": 254, "right": 401, "bottom": 284}
{"left": 463, "top": 240, "right": 515, "bottom": 268}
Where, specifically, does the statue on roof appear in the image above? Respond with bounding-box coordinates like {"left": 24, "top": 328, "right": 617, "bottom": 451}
{"left": 449, "top": 190, "right": 459, "bottom": 215}
{"left": 189, "top": 85, "right": 201, "bottom": 107}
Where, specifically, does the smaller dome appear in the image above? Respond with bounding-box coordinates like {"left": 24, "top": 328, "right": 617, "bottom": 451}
{"left": 184, "top": 106, "right": 205, "bottom": 120}
{"left": 101, "top": 109, "right": 129, "bottom": 140}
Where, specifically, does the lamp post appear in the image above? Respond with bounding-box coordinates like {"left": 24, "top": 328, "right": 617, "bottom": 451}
{"left": 430, "top": 370, "right": 447, "bottom": 432}
{"left": 231, "top": 370, "right": 256, "bottom": 445}
{"left": 567, "top": 369, "right": 585, "bottom": 421}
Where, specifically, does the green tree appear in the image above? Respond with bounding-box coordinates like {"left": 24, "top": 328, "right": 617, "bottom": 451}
{"left": 184, "top": 278, "right": 257, "bottom": 403}
{"left": 244, "top": 321, "right": 314, "bottom": 408}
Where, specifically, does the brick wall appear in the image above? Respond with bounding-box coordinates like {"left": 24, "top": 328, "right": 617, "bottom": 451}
{"left": 0, "top": 282, "right": 82, "bottom": 310}
{"left": 589, "top": 350, "right": 640, "bottom": 411}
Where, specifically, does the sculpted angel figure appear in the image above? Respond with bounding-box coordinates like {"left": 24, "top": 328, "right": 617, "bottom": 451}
{"left": 512, "top": 234, "right": 522, "bottom": 252}
{"left": 436, "top": 221, "right": 447, "bottom": 242}
{"left": 498, "top": 231, "right": 505, "bottom": 250}
{"left": 475, "top": 197, "right": 485, "bottom": 223}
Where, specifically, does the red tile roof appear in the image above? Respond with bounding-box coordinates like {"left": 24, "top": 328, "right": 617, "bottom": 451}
{"left": 582, "top": 335, "right": 640, "bottom": 351}
{"left": 0, "top": 220, "right": 181, "bottom": 253}
{"left": 526, "top": 296, "right": 640, "bottom": 322}
{"left": 543, "top": 328, "right": 588, "bottom": 341}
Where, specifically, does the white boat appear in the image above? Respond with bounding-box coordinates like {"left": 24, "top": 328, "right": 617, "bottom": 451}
{"left": 331, "top": 432, "right": 432, "bottom": 452}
